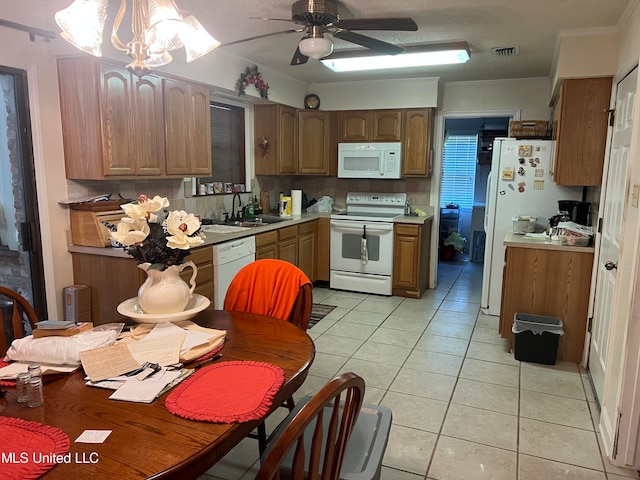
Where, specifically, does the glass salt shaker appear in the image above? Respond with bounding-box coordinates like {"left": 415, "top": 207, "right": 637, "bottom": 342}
{"left": 28, "top": 364, "right": 42, "bottom": 378}
{"left": 15, "top": 372, "right": 30, "bottom": 403}
{"left": 26, "top": 376, "right": 44, "bottom": 407}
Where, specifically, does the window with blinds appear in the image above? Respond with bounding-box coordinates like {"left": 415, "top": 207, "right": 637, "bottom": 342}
{"left": 199, "top": 101, "right": 246, "bottom": 186}
{"left": 440, "top": 135, "right": 478, "bottom": 209}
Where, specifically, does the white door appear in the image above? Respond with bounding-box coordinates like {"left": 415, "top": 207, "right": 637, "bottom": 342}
{"left": 589, "top": 68, "right": 637, "bottom": 404}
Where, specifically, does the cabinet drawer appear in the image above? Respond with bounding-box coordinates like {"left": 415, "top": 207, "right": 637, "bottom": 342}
{"left": 278, "top": 225, "right": 298, "bottom": 240}
{"left": 395, "top": 223, "right": 420, "bottom": 236}
{"left": 187, "top": 246, "right": 212, "bottom": 265}
{"left": 256, "top": 230, "right": 278, "bottom": 247}
{"left": 298, "top": 221, "right": 316, "bottom": 235}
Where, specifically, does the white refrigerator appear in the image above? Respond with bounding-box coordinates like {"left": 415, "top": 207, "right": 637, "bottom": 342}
{"left": 481, "top": 138, "right": 582, "bottom": 316}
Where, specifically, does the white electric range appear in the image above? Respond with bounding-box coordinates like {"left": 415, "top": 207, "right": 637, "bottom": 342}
{"left": 330, "top": 192, "right": 407, "bottom": 295}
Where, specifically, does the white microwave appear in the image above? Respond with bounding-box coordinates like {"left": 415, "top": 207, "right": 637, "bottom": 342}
{"left": 338, "top": 142, "right": 402, "bottom": 179}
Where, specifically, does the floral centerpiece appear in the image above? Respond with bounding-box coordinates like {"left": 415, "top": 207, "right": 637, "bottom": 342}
{"left": 110, "top": 194, "right": 204, "bottom": 270}
{"left": 110, "top": 195, "right": 206, "bottom": 315}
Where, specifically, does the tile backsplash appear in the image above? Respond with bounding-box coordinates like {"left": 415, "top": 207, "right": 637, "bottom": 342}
{"left": 65, "top": 175, "right": 434, "bottom": 223}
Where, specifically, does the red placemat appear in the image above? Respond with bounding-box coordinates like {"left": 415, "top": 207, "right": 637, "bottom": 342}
{"left": 192, "top": 341, "right": 224, "bottom": 362}
{"left": 165, "top": 361, "right": 284, "bottom": 423}
{"left": 0, "top": 416, "right": 70, "bottom": 479}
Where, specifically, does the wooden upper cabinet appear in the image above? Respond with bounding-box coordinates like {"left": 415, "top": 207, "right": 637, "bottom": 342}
{"left": 58, "top": 58, "right": 166, "bottom": 179}
{"left": 164, "top": 79, "right": 212, "bottom": 176}
{"left": 402, "top": 108, "right": 433, "bottom": 177}
{"left": 340, "top": 110, "right": 402, "bottom": 142}
{"left": 340, "top": 111, "right": 370, "bottom": 141}
{"left": 99, "top": 67, "right": 136, "bottom": 176}
{"left": 372, "top": 110, "right": 402, "bottom": 141}
{"left": 254, "top": 104, "right": 297, "bottom": 175}
{"left": 298, "top": 110, "right": 331, "bottom": 175}
{"left": 132, "top": 74, "right": 165, "bottom": 176}
{"left": 552, "top": 77, "right": 612, "bottom": 186}
{"left": 58, "top": 57, "right": 210, "bottom": 179}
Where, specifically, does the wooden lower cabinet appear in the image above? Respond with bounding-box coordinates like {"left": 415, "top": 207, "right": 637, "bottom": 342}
{"left": 178, "top": 246, "right": 213, "bottom": 305}
{"left": 392, "top": 220, "right": 432, "bottom": 298}
{"left": 255, "top": 230, "right": 278, "bottom": 260}
{"left": 298, "top": 221, "right": 317, "bottom": 281}
{"left": 316, "top": 217, "right": 330, "bottom": 282}
{"left": 278, "top": 225, "right": 299, "bottom": 266}
{"left": 500, "top": 246, "right": 593, "bottom": 363}
{"left": 72, "top": 245, "right": 213, "bottom": 325}
{"left": 255, "top": 221, "right": 321, "bottom": 281}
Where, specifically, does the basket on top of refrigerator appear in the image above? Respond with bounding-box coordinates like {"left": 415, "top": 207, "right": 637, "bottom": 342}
{"left": 554, "top": 221, "right": 593, "bottom": 246}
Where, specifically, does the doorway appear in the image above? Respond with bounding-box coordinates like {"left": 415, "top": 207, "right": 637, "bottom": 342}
{"left": 0, "top": 66, "right": 46, "bottom": 318}
{"left": 438, "top": 117, "right": 510, "bottom": 265}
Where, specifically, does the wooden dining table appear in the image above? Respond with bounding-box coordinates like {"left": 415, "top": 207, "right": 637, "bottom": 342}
{"left": 0, "top": 310, "right": 315, "bottom": 479}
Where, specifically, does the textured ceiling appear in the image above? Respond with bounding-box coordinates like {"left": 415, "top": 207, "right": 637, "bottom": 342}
{"left": 175, "top": 0, "right": 632, "bottom": 84}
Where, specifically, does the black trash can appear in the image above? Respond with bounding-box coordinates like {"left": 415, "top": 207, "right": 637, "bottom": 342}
{"left": 512, "top": 313, "right": 564, "bottom": 365}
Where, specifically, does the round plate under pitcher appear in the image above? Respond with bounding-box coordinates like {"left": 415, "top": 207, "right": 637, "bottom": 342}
{"left": 117, "top": 294, "right": 210, "bottom": 324}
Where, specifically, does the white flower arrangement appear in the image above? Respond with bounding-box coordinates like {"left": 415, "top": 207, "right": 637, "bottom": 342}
{"left": 110, "top": 194, "right": 204, "bottom": 269}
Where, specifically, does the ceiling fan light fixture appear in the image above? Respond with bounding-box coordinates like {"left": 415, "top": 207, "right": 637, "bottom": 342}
{"left": 298, "top": 36, "right": 333, "bottom": 59}
{"left": 321, "top": 42, "right": 471, "bottom": 72}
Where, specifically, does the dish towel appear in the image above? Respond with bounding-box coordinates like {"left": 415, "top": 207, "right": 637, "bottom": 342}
{"left": 0, "top": 416, "right": 70, "bottom": 479}
{"left": 165, "top": 361, "right": 284, "bottom": 423}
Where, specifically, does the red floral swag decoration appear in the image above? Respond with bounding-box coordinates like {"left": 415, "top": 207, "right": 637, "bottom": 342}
{"left": 236, "top": 66, "right": 269, "bottom": 100}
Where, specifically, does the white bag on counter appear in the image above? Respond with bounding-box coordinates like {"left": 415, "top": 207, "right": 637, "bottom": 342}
{"left": 4, "top": 329, "right": 119, "bottom": 366}
{"left": 306, "top": 196, "right": 333, "bottom": 213}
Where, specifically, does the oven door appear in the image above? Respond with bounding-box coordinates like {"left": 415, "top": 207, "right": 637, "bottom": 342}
{"left": 330, "top": 219, "right": 394, "bottom": 275}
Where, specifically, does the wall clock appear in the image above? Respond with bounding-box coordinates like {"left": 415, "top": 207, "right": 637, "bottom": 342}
{"left": 304, "top": 94, "right": 320, "bottom": 110}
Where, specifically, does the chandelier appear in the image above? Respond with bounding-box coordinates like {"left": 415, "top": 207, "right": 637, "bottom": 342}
{"left": 55, "top": 0, "right": 220, "bottom": 76}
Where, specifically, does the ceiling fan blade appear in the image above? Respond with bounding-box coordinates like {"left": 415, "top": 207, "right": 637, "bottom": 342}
{"left": 332, "top": 31, "right": 405, "bottom": 55}
{"left": 249, "top": 16, "right": 294, "bottom": 22}
{"left": 334, "top": 17, "right": 418, "bottom": 32}
{"left": 221, "top": 29, "right": 304, "bottom": 47}
{"left": 290, "top": 47, "right": 309, "bottom": 66}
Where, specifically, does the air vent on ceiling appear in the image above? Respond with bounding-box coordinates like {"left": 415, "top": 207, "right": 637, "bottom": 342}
{"left": 492, "top": 46, "right": 520, "bottom": 56}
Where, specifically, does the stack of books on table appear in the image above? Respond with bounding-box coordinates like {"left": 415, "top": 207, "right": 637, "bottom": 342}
{"left": 33, "top": 321, "right": 93, "bottom": 338}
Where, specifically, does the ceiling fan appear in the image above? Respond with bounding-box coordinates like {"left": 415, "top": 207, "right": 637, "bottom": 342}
{"left": 222, "top": 0, "right": 418, "bottom": 66}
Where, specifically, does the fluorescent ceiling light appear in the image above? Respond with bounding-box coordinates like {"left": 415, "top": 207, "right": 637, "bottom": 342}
{"left": 321, "top": 42, "right": 470, "bottom": 72}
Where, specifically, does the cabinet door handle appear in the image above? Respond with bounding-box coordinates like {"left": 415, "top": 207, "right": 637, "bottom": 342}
{"left": 604, "top": 261, "right": 618, "bottom": 271}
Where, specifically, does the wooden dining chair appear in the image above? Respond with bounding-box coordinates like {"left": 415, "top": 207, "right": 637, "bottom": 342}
{"left": 255, "top": 372, "right": 365, "bottom": 480}
{"left": 0, "top": 286, "right": 38, "bottom": 356}
{"left": 224, "top": 259, "right": 313, "bottom": 453}
{"left": 224, "top": 259, "right": 313, "bottom": 330}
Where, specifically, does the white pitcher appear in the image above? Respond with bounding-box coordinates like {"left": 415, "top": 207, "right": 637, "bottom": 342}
{"left": 137, "top": 261, "right": 197, "bottom": 314}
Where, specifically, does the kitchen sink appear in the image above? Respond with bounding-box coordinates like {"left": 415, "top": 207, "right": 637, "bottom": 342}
{"left": 201, "top": 224, "right": 251, "bottom": 234}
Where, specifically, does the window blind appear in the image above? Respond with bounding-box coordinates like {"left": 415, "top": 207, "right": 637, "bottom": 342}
{"left": 200, "top": 102, "right": 245, "bottom": 184}
{"left": 440, "top": 135, "right": 478, "bottom": 209}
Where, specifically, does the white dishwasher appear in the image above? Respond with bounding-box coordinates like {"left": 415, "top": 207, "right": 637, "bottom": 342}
{"left": 211, "top": 236, "right": 256, "bottom": 309}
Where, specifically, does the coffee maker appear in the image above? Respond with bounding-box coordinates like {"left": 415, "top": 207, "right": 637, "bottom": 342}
{"left": 558, "top": 200, "right": 591, "bottom": 226}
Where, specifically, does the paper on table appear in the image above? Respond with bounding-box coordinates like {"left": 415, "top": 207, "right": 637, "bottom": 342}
{"left": 108, "top": 370, "right": 182, "bottom": 403}
{"left": 75, "top": 430, "right": 112, "bottom": 443}
{"left": 0, "top": 362, "right": 78, "bottom": 379}
{"left": 79, "top": 343, "right": 141, "bottom": 382}
{"left": 140, "top": 322, "right": 209, "bottom": 353}
{"left": 126, "top": 328, "right": 186, "bottom": 366}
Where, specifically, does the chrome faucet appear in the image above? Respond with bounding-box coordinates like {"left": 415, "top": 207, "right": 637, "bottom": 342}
{"left": 232, "top": 193, "right": 242, "bottom": 220}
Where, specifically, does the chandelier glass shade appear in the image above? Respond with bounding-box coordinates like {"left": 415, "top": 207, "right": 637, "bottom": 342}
{"left": 55, "top": 0, "right": 220, "bottom": 76}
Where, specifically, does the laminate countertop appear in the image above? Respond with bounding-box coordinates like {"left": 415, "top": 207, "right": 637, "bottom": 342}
{"left": 68, "top": 212, "right": 435, "bottom": 258}
{"left": 503, "top": 231, "right": 595, "bottom": 253}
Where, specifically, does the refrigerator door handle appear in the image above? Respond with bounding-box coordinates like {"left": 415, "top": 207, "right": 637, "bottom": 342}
{"left": 484, "top": 171, "right": 492, "bottom": 232}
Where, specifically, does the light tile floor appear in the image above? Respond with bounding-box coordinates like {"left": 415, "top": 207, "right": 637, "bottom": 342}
{"left": 203, "top": 259, "right": 640, "bottom": 480}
